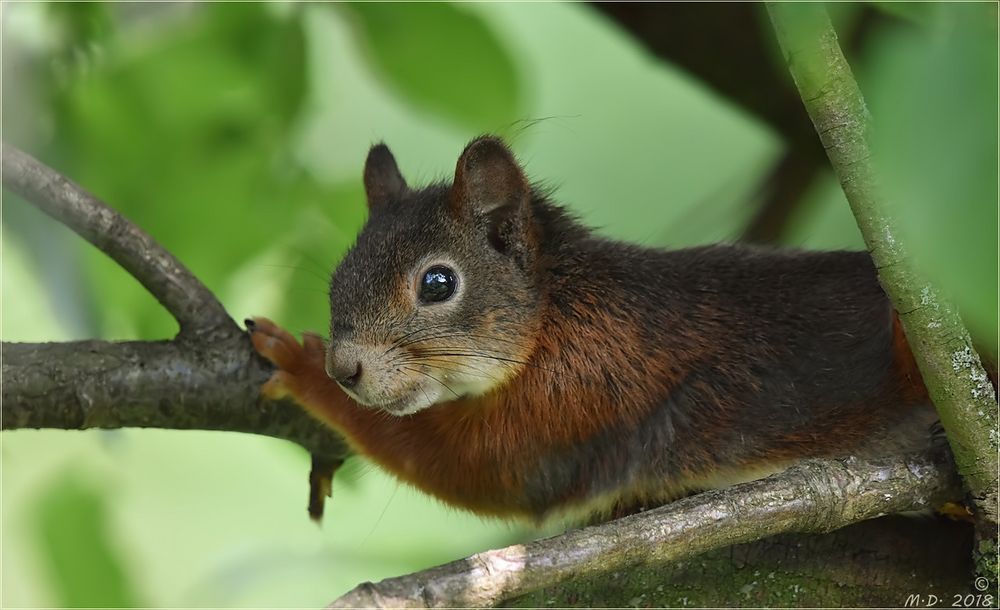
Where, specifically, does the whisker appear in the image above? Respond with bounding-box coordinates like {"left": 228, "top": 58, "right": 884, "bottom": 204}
{"left": 396, "top": 330, "right": 529, "bottom": 351}
{"left": 403, "top": 366, "right": 461, "bottom": 400}
{"left": 402, "top": 358, "right": 503, "bottom": 383}
{"left": 257, "top": 263, "right": 330, "bottom": 286}
{"left": 390, "top": 326, "right": 470, "bottom": 351}
{"left": 414, "top": 382, "right": 434, "bottom": 411}
{"left": 407, "top": 350, "right": 554, "bottom": 373}
{"left": 383, "top": 322, "right": 455, "bottom": 355}
{"left": 296, "top": 252, "right": 337, "bottom": 281}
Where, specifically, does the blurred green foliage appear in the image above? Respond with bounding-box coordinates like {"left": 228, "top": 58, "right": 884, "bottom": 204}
{"left": 52, "top": 3, "right": 331, "bottom": 339}
{"left": 32, "top": 472, "right": 144, "bottom": 608}
{"left": 867, "top": 2, "right": 998, "bottom": 354}
{"left": 341, "top": 3, "right": 522, "bottom": 131}
{"left": 2, "top": 2, "right": 995, "bottom": 607}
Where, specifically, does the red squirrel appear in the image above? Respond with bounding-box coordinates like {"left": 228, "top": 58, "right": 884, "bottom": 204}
{"left": 248, "top": 136, "right": 937, "bottom": 522}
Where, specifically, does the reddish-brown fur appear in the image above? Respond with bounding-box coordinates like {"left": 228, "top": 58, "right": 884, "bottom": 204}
{"left": 892, "top": 312, "right": 930, "bottom": 404}
{"left": 252, "top": 313, "right": 668, "bottom": 518}
{"left": 251, "top": 302, "right": 930, "bottom": 519}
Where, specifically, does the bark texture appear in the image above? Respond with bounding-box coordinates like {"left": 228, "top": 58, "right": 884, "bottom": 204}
{"left": 506, "top": 516, "right": 974, "bottom": 608}
{"left": 2, "top": 338, "right": 349, "bottom": 462}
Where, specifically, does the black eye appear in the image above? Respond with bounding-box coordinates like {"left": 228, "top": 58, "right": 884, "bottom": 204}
{"left": 419, "top": 265, "right": 457, "bottom": 303}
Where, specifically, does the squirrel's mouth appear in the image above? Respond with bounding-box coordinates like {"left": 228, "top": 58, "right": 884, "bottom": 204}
{"left": 348, "top": 383, "right": 443, "bottom": 417}
{"left": 373, "top": 390, "right": 441, "bottom": 416}
{"left": 378, "top": 397, "right": 425, "bottom": 416}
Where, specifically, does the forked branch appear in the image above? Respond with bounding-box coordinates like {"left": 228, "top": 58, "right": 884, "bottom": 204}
{"left": 2, "top": 142, "right": 350, "bottom": 488}
{"left": 2, "top": 142, "right": 234, "bottom": 337}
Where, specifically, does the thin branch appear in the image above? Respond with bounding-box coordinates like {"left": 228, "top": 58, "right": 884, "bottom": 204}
{"left": 766, "top": 3, "right": 998, "bottom": 525}
{"left": 1, "top": 142, "right": 235, "bottom": 337}
{"left": 330, "top": 448, "right": 960, "bottom": 608}
{"left": 1, "top": 338, "right": 350, "bottom": 463}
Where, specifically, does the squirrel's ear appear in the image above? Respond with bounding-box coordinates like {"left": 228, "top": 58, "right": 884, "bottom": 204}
{"left": 451, "top": 136, "right": 535, "bottom": 263}
{"left": 364, "top": 143, "right": 408, "bottom": 210}
{"left": 451, "top": 136, "right": 529, "bottom": 219}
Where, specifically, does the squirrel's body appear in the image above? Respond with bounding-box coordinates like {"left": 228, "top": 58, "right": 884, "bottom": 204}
{"left": 251, "top": 137, "right": 934, "bottom": 521}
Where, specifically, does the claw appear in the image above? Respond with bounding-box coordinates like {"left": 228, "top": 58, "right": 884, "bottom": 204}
{"left": 249, "top": 317, "right": 301, "bottom": 371}
{"left": 247, "top": 316, "right": 297, "bottom": 344}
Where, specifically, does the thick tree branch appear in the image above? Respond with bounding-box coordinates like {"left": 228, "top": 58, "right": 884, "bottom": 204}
{"left": 508, "top": 516, "right": 974, "bottom": 607}
{"left": 1, "top": 338, "right": 350, "bottom": 462}
{"left": 2, "top": 142, "right": 234, "bottom": 337}
{"left": 330, "top": 448, "right": 960, "bottom": 608}
{"left": 2, "top": 142, "right": 352, "bottom": 514}
{"left": 766, "top": 3, "right": 999, "bottom": 525}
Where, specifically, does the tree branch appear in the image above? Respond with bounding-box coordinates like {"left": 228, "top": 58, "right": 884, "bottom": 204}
{"left": 1, "top": 142, "right": 235, "bottom": 337}
{"left": 330, "top": 448, "right": 960, "bottom": 608}
{"left": 508, "top": 515, "right": 973, "bottom": 607}
{"left": 2, "top": 142, "right": 352, "bottom": 515}
{"left": 766, "top": 3, "right": 998, "bottom": 525}
{"left": 1, "top": 338, "right": 349, "bottom": 462}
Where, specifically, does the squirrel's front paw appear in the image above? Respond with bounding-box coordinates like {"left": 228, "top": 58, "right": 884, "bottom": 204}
{"left": 247, "top": 317, "right": 328, "bottom": 401}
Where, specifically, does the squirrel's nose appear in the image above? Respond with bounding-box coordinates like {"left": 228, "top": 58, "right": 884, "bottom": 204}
{"left": 325, "top": 340, "right": 366, "bottom": 389}
{"left": 333, "top": 362, "right": 362, "bottom": 389}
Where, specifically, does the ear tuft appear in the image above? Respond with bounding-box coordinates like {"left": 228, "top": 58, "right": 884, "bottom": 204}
{"left": 451, "top": 136, "right": 529, "bottom": 219}
{"left": 363, "top": 143, "right": 408, "bottom": 210}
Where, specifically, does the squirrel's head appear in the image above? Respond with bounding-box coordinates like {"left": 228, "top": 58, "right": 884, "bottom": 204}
{"left": 327, "top": 136, "right": 542, "bottom": 415}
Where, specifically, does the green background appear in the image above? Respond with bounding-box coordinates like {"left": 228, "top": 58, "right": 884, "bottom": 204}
{"left": 2, "top": 3, "right": 995, "bottom": 607}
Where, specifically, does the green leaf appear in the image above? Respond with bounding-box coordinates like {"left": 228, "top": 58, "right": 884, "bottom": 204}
{"left": 342, "top": 3, "right": 521, "bottom": 131}
{"left": 31, "top": 471, "right": 144, "bottom": 608}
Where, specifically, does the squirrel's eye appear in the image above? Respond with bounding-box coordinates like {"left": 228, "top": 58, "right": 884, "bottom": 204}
{"left": 419, "top": 266, "right": 457, "bottom": 304}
